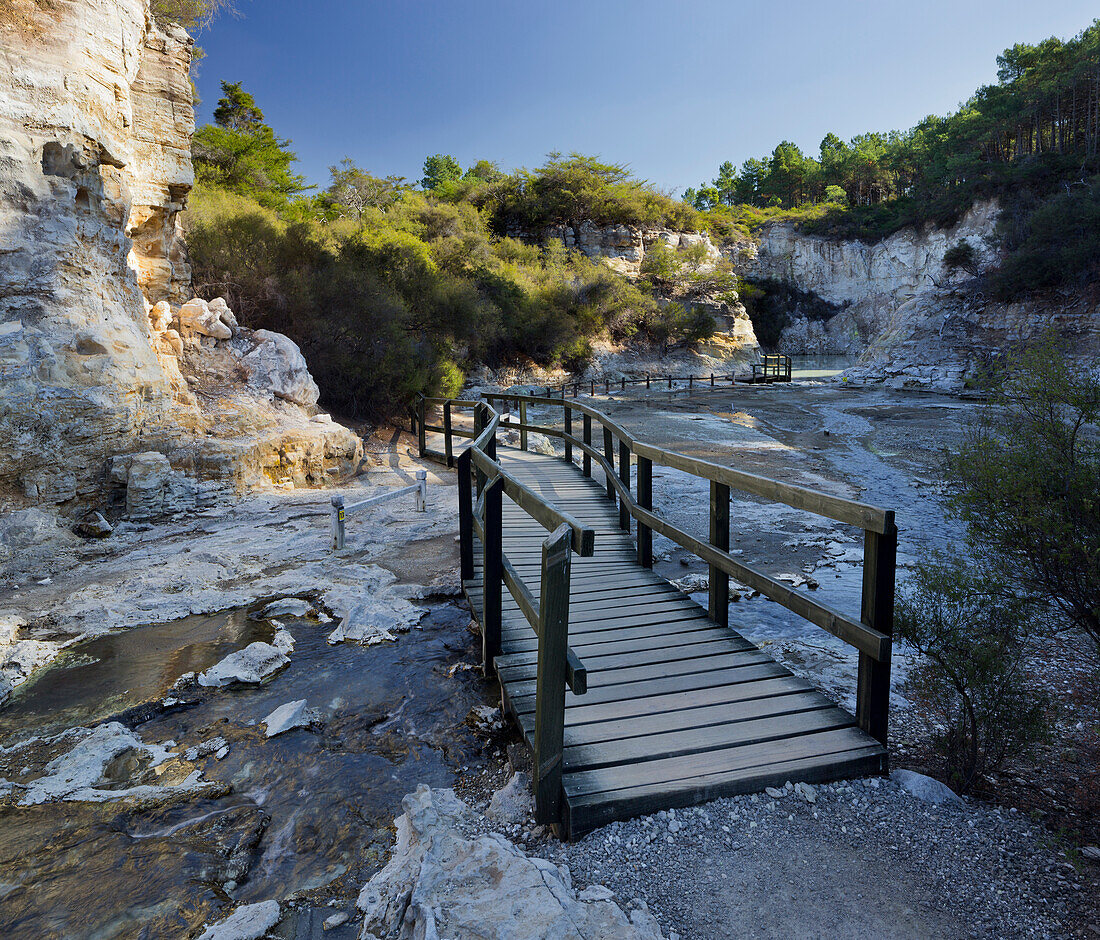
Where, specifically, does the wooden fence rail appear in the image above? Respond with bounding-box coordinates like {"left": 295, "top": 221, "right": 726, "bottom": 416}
{"left": 454, "top": 401, "right": 594, "bottom": 826}
{"left": 479, "top": 392, "right": 897, "bottom": 746}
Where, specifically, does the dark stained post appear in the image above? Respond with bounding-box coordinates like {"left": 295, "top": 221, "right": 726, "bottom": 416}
{"left": 416, "top": 396, "right": 427, "bottom": 457}
{"left": 564, "top": 405, "right": 573, "bottom": 464}
{"left": 473, "top": 405, "right": 485, "bottom": 495}
{"left": 668, "top": 375, "right": 672, "bottom": 389}
{"left": 604, "top": 378, "right": 609, "bottom": 395}
{"left": 590, "top": 380, "right": 595, "bottom": 396}
{"left": 621, "top": 377, "right": 625, "bottom": 391}
{"left": 519, "top": 399, "right": 528, "bottom": 451}
{"left": 482, "top": 475, "right": 504, "bottom": 670}
{"left": 603, "top": 426, "right": 614, "bottom": 499}
{"left": 710, "top": 373, "right": 715, "bottom": 387}
{"left": 456, "top": 449, "right": 474, "bottom": 581}
{"left": 443, "top": 400, "right": 454, "bottom": 468}
{"left": 709, "top": 481, "right": 731, "bottom": 627}
{"left": 618, "top": 440, "right": 630, "bottom": 530}
{"left": 857, "top": 518, "right": 897, "bottom": 746}
{"left": 533, "top": 524, "right": 571, "bottom": 826}
{"left": 646, "top": 374, "right": 651, "bottom": 390}
{"left": 637, "top": 455, "right": 653, "bottom": 568}
{"left": 689, "top": 375, "right": 694, "bottom": 389}
{"left": 582, "top": 414, "right": 592, "bottom": 477}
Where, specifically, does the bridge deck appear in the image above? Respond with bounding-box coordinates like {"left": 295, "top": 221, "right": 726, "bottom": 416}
{"left": 464, "top": 447, "right": 887, "bottom": 838}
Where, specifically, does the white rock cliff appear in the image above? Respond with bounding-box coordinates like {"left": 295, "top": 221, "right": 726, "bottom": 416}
{"left": 0, "top": 0, "right": 361, "bottom": 512}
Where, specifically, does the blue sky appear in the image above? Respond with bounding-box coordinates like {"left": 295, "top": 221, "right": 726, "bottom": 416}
{"left": 192, "top": 1, "right": 1099, "bottom": 194}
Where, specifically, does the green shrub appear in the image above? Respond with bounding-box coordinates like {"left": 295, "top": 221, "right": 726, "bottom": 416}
{"left": 946, "top": 335, "right": 1100, "bottom": 650}
{"left": 896, "top": 557, "right": 1050, "bottom": 793}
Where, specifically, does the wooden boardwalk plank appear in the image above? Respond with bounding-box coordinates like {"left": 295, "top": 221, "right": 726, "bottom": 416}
{"left": 462, "top": 445, "right": 887, "bottom": 839}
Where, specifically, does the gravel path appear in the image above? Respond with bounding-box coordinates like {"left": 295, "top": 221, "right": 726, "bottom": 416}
{"left": 505, "top": 775, "right": 1087, "bottom": 939}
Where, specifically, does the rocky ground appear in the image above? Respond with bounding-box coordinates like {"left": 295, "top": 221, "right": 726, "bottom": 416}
{"left": 2, "top": 386, "right": 1098, "bottom": 938}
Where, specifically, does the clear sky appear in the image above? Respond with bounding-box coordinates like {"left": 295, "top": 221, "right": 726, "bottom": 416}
{"left": 192, "top": 1, "right": 1098, "bottom": 194}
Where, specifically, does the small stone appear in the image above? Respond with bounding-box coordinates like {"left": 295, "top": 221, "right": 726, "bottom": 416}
{"left": 74, "top": 511, "right": 112, "bottom": 538}
{"left": 668, "top": 819, "right": 681, "bottom": 834}
{"left": 323, "top": 911, "right": 350, "bottom": 930}
{"left": 765, "top": 786, "right": 785, "bottom": 799}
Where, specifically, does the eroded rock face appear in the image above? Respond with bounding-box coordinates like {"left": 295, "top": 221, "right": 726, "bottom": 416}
{"left": 0, "top": 0, "right": 361, "bottom": 511}
{"left": 357, "top": 786, "right": 664, "bottom": 940}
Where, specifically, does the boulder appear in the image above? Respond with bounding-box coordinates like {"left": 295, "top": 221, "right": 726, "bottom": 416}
{"left": 892, "top": 769, "right": 964, "bottom": 806}
{"left": 195, "top": 901, "right": 281, "bottom": 940}
{"left": 243, "top": 330, "right": 321, "bottom": 407}
{"left": 197, "top": 640, "right": 290, "bottom": 688}
{"left": 126, "top": 452, "right": 171, "bottom": 519}
{"left": 357, "top": 785, "right": 664, "bottom": 939}
{"left": 486, "top": 771, "right": 533, "bottom": 825}
{"left": 262, "top": 699, "right": 313, "bottom": 737}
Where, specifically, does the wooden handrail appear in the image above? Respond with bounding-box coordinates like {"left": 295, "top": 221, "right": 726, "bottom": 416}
{"left": 484, "top": 393, "right": 893, "bottom": 534}
{"left": 478, "top": 391, "right": 898, "bottom": 745}
{"left": 455, "top": 399, "right": 593, "bottom": 826}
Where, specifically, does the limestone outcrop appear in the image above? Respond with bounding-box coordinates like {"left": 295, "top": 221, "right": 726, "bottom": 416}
{"left": 742, "top": 201, "right": 1001, "bottom": 358}
{"left": 734, "top": 200, "right": 1100, "bottom": 389}
{"left": 357, "top": 786, "right": 665, "bottom": 940}
{"left": 0, "top": 0, "right": 360, "bottom": 512}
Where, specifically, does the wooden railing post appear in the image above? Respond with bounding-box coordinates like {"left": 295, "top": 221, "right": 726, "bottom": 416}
{"left": 473, "top": 405, "right": 486, "bottom": 495}
{"left": 603, "top": 426, "right": 615, "bottom": 499}
{"left": 618, "top": 440, "right": 630, "bottom": 530}
{"left": 564, "top": 405, "right": 573, "bottom": 465}
{"left": 534, "top": 524, "right": 571, "bottom": 826}
{"left": 637, "top": 455, "right": 652, "bottom": 568}
{"left": 857, "top": 520, "right": 897, "bottom": 746}
{"left": 416, "top": 396, "right": 427, "bottom": 457}
{"left": 709, "top": 481, "right": 730, "bottom": 627}
{"left": 443, "top": 400, "right": 454, "bottom": 468}
{"left": 582, "top": 414, "right": 592, "bottom": 477}
{"left": 483, "top": 475, "right": 503, "bottom": 670}
{"left": 457, "top": 449, "right": 474, "bottom": 581}
{"left": 646, "top": 374, "right": 651, "bottom": 390}
{"left": 519, "top": 399, "right": 528, "bottom": 451}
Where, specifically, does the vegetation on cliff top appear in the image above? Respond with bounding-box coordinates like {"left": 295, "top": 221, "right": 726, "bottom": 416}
{"left": 185, "top": 86, "right": 718, "bottom": 418}
{"left": 687, "top": 21, "right": 1100, "bottom": 298}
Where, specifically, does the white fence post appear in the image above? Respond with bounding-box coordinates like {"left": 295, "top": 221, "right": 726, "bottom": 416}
{"left": 416, "top": 470, "right": 427, "bottom": 512}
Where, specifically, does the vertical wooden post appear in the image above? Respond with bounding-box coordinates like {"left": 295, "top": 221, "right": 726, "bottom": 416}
{"left": 618, "top": 440, "right": 630, "bottom": 530}
{"left": 564, "top": 406, "right": 573, "bottom": 464}
{"left": 582, "top": 414, "right": 592, "bottom": 477}
{"left": 457, "top": 450, "right": 474, "bottom": 581}
{"left": 603, "top": 426, "right": 614, "bottom": 499}
{"left": 416, "top": 396, "right": 427, "bottom": 457}
{"left": 689, "top": 375, "right": 694, "bottom": 389}
{"left": 330, "top": 496, "right": 345, "bottom": 551}
{"left": 621, "top": 377, "right": 625, "bottom": 391}
{"left": 708, "top": 481, "right": 730, "bottom": 627}
{"left": 473, "top": 405, "right": 486, "bottom": 495}
{"left": 443, "top": 400, "right": 454, "bottom": 468}
{"left": 857, "top": 519, "right": 897, "bottom": 746}
{"left": 668, "top": 375, "right": 672, "bottom": 389}
{"left": 646, "top": 374, "right": 651, "bottom": 390}
{"left": 533, "top": 524, "right": 571, "bottom": 826}
{"left": 604, "top": 378, "right": 609, "bottom": 395}
{"left": 519, "top": 399, "right": 528, "bottom": 451}
{"left": 710, "top": 373, "right": 715, "bottom": 387}
{"left": 482, "top": 475, "right": 503, "bottom": 670}
{"left": 637, "top": 455, "right": 652, "bottom": 568}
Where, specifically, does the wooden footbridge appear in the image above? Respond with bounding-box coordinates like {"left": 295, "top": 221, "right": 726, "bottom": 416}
{"left": 413, "top": 392, "right": 896, "bottom": 839}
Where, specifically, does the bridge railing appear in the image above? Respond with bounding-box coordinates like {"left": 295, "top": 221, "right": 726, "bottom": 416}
{"left": 751, "top": 354, "right": 792, "bottom": 383}
{"left": 411, "top": 394, "right": 481, "bottom": 467}
{"left": 457, "top": 400, "right": 595, "bottom": 826}
{"left": 482, "top": 392, "right": 897, "bottom": 747}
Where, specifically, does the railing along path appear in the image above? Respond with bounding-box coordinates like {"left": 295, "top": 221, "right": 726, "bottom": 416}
{"left": 413, "top": 390, "right": 896, "bottom": 836}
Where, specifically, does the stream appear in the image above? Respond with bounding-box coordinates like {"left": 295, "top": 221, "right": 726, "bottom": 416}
{"left": 0, "top": 599, "right": 491, "bottom": 939}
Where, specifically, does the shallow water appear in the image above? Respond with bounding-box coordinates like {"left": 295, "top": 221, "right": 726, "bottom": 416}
{"left": 0, "top": 600, "right": 490, "bottom": 939}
